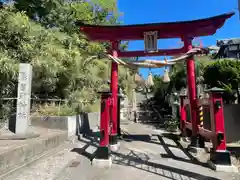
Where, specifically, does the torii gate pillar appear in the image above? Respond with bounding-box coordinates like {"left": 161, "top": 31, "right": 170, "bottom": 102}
{"left": 109, "top": 41, "right": 120, "bottom": 151}
{"left": 183, "top": 37, "right": 199, "bottom": 147}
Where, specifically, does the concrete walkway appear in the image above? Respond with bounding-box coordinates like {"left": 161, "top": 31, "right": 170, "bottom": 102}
{"left": 55, "top": 121, "right": 240, "bottom": 180}
{"left": 3, "top": 118, "right": 240, "bottom": 180}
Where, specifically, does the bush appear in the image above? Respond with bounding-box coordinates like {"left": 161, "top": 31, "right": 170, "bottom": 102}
{"left": 33, "top": 103, "right": 76, "bottom": 116}
{"left": 204, "top": 59, "right": 240, "bottom": 103}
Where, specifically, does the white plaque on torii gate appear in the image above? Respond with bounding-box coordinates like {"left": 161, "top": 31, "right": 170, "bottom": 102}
{"left": 144, "top": 31, "right": 158, "bottom": 53}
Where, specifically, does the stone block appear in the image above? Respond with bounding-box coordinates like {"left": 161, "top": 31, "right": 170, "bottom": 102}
{"left": 92, "top": 156, "right": 112, "bottom": 168}
{"left": 208, "top": 161, "right": 238, "bottom": 172}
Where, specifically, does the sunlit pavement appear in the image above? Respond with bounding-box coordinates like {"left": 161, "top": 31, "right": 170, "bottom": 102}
{"left": 55, "top": 122, "right": 240, "bottom": 180}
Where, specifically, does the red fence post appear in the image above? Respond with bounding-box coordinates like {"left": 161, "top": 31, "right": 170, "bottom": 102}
{"left": 208, "top": 87, "right": 231, "bottom": 166}
{"left": 179, "top": 94, "right": 187, "bottom": 137}
{"left": 94, "top": 91, "right": 111, "bottom": 160}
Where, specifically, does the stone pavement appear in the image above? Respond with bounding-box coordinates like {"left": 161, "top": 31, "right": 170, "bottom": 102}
{"left": 4, "top": 121, "right": 240, "bottom": 180}
{"left": 2, "top": 142, "right": 79, "bottom": 180}
{"left": 56, "top": 121, "right": 240, "bottom": 180}
{"left": 0, "top": 126, "right": 68, "bottom": 177}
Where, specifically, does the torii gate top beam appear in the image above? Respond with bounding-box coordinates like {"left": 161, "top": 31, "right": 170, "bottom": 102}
{"left": 77, "top": 12, "right": 234, "bottom": 41}
{"left": 77, "top": 12, "right": 234, "bottom": 57}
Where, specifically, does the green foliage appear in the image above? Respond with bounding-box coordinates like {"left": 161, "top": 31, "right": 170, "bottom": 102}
{"left": 33, "top": 103, "right": 77, "bottom": 116}
{"left": 152, "top": 75, "right": 164, "bottom": 95}
{"left": 204, "top": 59, "right": 240, "bottom": 89}
{"left": 153, "top": 55, "right": 240, "bottom": 104}
{"left": 152, "top": 55, "right": 213, "bottom": 108}
{"left": 170, "top": 62, "right": 187, "bottom": 91}
{"left": 0, "top": 1, "right": 135, "bottom": 120}
{"left": 164, "top": 117, "right": 179, "bottom": 132}
{"left": 204, "top": 59, "right": 240, "bottom": 102}
{"left": 152, "top": 75, "right": 170, "bottom": 110}
{"left": 32, "top": 98, "right": 101, "bottom": 116}
{"left": 169, "top": 56, "right": 213, "bottom": 91}
{"left": 15, "top": 0, "right": 120, "bottom": 33}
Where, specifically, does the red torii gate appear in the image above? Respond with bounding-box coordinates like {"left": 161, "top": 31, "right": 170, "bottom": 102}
{"left": 78, "top": 12, "right": 234, "bottom": 162}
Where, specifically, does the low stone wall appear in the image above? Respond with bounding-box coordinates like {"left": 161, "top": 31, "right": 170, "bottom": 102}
{"left": 31, "top": 116, "right": 75, "bottom": 138}
{"left": 224, "top": 104, "right": 240, "bottom": 143}
{"left": 31, "top": 112, "right": 101, "bottom": 138}
{"left": 31, "top": 116, "right": 69, "bottom": 131}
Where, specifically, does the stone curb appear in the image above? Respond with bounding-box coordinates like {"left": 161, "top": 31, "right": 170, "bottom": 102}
{"left": 0, "top": 133, "right": 40, "bottom": 140}
{"left": 0, "top": 131, "right": 68, "bottom": 175}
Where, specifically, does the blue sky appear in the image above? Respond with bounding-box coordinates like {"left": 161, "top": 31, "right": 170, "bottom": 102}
{"left": 117, "top": 0, "right": 240, "bottom": 79}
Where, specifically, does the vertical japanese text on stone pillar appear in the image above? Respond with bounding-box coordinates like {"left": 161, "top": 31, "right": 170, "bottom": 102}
{"left": 15, "top": 63, "right": 32, "bottom": 135}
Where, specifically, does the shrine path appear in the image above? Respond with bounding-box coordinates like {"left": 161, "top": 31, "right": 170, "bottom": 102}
{"left": 56, "top": 121, "right": 240, "bottom": 180}
{"left": 6, "top": 119, "right": 239, "bottom": 180}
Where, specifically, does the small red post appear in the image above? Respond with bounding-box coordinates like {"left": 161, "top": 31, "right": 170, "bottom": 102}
{"left": 179, "top": 95, "right": 187, "bottom": 136}
{"left": 94, "top": 91, "right": 111, "bottom": 160}
{"left": 110, "top": 41, "right": 119, "bottom": 146}
{"left": 183, "top": 37, "right": 198, "bottom": 146}
{"left": 209, "top": 88, "right": 227, "bottom": 150}
{"left": 209, "top": 87, "right": 232, "bottom": 166}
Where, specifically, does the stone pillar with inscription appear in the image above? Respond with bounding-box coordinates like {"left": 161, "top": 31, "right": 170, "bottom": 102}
{"left": 15, "top": 63, "right": 32, "bottom": 135}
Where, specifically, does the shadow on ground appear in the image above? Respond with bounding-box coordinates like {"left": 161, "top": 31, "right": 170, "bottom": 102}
{"left": 121, "top": 131, "right": 209, "bottom": 168}
{"left": 72, "top": 130, "right": 220, "bottom": 180}
{"left": 227, "top": 146, "right": 240, "bottom": 159}
{"left": 112, "top": 151, "right": 219, "bottom": 180}
{"left": 71, "top": 131, "right": 100, "bottom": 161}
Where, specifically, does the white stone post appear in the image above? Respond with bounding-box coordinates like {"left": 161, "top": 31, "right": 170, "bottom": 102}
{"left": 15, "top": 63, "right": 32, "bottom": 135}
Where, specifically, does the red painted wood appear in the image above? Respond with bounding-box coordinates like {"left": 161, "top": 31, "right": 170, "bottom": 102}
{"left": 78, "top": 13, "right": 234, "bottom": 41}
{"left": 210, "top": 92, "right": 227, "bottom": 151}
{"left": 185, "top": 122, "right": 192, "bottom": 130}
{"left": 110, "top": 42, "right": 119, "bottom": 138}
{"left": 198, "top": 127, "right": 214, "bottom": 140}
{"left": 186, "top": 123, "right": 215, "bottom": 141}
{"left": 184, "top": 37, "right": 198, "bottom": 137}
{"left": 180, "top": 96, "right": 187, "bottom": 136}
{"left": 99, "top": 93, "right": 111, "bottom": 147}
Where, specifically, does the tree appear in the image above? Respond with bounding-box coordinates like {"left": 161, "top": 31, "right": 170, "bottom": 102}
{"left": 15, "top": 0, "right": 120, "bottom": 34}
{"left": 151, "top": 75, "right": 170, "bottom": 110}
{"left": 151, "top": 55, "right": 212, "bottom": 110}
{"left": 0, "top": 3, "right": 136, "bottom": 120}
{"left": 169, "top": 55, "right": 212, "bottom": 92}
{"left": 203, "top": 59, "right": 240, "bottom": 103}
{"left": 169, "top": 62, "right": 187, "bottom": 91}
